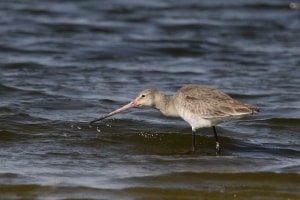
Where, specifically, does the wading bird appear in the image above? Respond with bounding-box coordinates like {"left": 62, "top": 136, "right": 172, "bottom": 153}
{"left": 91, "top": 84, "right": 259, "bottom": 153}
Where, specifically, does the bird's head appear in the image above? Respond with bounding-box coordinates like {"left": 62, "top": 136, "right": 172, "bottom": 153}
{"left": 90, "top": 88, "right": 159, "bottom": 123}
{"left": 133, "top": 89, "right": 157, "bottom": 107}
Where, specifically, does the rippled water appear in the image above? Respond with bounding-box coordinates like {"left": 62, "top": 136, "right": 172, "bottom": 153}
{"left": 1, "top": 0, "right": 300, "bottom": 199}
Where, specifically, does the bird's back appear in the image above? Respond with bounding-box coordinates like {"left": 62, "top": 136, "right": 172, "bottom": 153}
{"left": 174, "top": 85, "right": 259, "bottom": 127}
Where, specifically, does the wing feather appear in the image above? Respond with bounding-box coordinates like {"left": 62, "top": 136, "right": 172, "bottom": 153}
{"left": 175, "top": 85, "right": 258, "bottom": 119}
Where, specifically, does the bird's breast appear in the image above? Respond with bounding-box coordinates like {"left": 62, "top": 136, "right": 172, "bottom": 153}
{"left": 177, "top": 107, "right": 212, "bottom": 130}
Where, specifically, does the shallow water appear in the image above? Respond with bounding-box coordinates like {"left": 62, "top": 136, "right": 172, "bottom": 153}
{"left": 0, "top": 0, "right": 300, "bottom": 199}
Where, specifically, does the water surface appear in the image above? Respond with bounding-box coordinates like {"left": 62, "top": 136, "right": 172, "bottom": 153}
{"left": 0, "top": 0, "right": 300, "bottom": 199}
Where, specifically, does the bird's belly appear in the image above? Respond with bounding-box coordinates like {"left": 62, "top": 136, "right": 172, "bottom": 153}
{"left": 179, "top": 111, "right": 212, "bottom": 130}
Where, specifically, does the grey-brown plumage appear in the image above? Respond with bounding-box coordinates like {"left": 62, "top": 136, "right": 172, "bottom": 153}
{"left": 91, "top": 84, "right": 259, "bottom": 153}
{"left": 173, "top": 85, "right": 258, "bottom": 129}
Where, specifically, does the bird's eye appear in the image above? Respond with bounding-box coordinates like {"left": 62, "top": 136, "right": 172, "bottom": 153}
{"left": 141, "top": 94, "right": 145, "bottom": 98}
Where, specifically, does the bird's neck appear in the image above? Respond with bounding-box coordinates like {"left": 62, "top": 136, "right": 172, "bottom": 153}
{"left": 154, "top": 93, "right": 179, "bottom": 117}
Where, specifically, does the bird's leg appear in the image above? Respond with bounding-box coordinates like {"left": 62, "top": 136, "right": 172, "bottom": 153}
{"left": 192, "top": 129, "right": 196, "bottom": 152}
{"left": 213, "top": 126, "right": 221, "bottom": 154}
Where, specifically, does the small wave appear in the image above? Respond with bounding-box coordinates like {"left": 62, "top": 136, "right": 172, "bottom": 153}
{"left": 259, "top": 117, "right": 300, "bottom": 126}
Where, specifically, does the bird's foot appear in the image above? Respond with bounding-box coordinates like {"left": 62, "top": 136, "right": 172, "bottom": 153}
{"left": 191, "top": 146, "right": 195, "bottom": 153}
{"left": 185, "top": 149, "right": 195, "bottom": 155}
{"left": 184, "top": 145, "right": 196, "bottom": 154}
{"left": 215, "top": 142, "right": 221, "bottom": 155}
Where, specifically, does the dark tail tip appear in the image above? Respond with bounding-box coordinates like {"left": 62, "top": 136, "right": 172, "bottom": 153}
{"left": 252, "top": 106, "right": 260, "bottom": 114}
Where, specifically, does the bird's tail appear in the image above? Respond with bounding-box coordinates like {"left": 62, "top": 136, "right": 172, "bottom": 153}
{"left": 249, "top": 106, "right": 259, "bottom": 114}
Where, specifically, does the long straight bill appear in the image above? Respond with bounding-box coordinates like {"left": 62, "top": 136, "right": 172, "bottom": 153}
{"left": 90, "top": 100, "right": 136, "bottom": 123}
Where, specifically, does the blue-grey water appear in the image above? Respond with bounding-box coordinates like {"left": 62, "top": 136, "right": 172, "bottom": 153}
{"left": 0, "top": 0, "right": 300, "bottom": 199}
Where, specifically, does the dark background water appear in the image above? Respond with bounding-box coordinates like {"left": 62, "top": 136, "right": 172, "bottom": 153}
{"left": 1, "top": 0, "right": 300, "bottom": 199}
